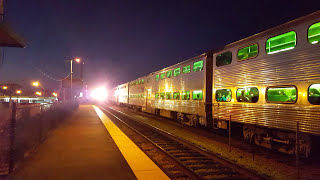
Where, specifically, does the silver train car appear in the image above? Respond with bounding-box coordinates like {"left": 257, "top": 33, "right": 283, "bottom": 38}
{"left": 112, "top": 11, "right": 320, "bottom": 157}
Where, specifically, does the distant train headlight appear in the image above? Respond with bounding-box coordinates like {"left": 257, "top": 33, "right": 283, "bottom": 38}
{"left": 90, "top": 87, "right": 108, "bottom": 101}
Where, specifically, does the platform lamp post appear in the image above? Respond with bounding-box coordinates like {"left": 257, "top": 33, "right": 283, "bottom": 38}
{"left": 32, "top": 81, "right": 45, "bottom": 95}
{"left": 70, "top": 58, "right": 81, "bottom": 98}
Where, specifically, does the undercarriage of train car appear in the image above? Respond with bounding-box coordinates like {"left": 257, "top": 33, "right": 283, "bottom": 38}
{"left": 242, "top": 123, "right": 312, "bottom": 157}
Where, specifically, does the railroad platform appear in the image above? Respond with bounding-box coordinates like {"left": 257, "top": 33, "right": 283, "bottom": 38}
{"left": 9, "top": 105, "right": 169, "bottom": 180}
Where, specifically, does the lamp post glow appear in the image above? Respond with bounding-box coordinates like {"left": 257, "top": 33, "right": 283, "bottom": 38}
{"left": 35, "top": 91, "right": 42, "bottom": 96}
{"left": 52, "top": 92, "right": 58, "bottom": 97}
{"left": 32, "top": 81, "right": 39, "bottom": 87}
{"left": 2, "top": 86, "right": 7, "bottom": 90}
{"left": 70, "top": 58, "right": 81, "bottom": 98}
{"left": 16, "top": 90, "right": 21, "bottom": 103}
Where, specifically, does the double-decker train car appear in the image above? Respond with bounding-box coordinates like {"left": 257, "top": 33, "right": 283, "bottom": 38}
{"left": 111, "top": 11, "right": 320, "bottom": 157}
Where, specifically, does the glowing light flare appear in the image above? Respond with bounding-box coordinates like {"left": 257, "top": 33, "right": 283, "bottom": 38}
{"left": 75, "top": 58, "right": 81, "bottom": 63}
{"left": 16, "top": 90, "right": 21, "bottom": 94}
{"left": 2, "top": 86, "right": 7, "bottom": 90}
{"left": 52, "top": 92, "right": 58, "bottom": 97}
{"left": 32, "top": 81, "right": 39, "bottom": 87}
{"left": 35, "top": 91, "right": 42, "bottom": 96}
{"left": 90, "top": 87, "right": 108, "bottom": 101}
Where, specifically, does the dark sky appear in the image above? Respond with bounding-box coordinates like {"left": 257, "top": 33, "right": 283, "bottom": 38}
{"left": 0, "top": 0, "right": 319, "bottom": 89}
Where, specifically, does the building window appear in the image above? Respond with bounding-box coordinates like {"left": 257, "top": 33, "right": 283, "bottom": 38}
{"left": 155, "top": 93, "right": 159, "bottom": 99}
{"left": 166, "top": 92, "right": 172, "bottom": 99}
{"left": 192, "top": 90, "right": 203, "bottom": 100}
{"left": 193, "top": 60, "right": 204, "bottom": 72}
{"left": 182, "top": 65, "right": 191, "bottom": 74}
{"left": 308, "top": 22, "right": 320, "bottom": 44}
{"left": 160, "top": 92, "right": 165, "bottom": 99}
{"left": 266, "top": 31, "right": 296, "bottom": 54}
{"left": 160, "top": 73, "right": 165, "bottom": 80}
{"left": 216, "top": 89, "right": 232, "bottom": 102}
{"left": 236, "top": 87, "right": 259, "bottom": 103}
{"left": 308, "top": 84, "right": 320, "bottom": 105}
{"left": 174, "top": 68, "right": 181, "bottom": 77}
{"left": 266, "top": 86, "right": 297, "bottom": 103}
{"left": 155, "top": 74, "right": 159, "bottom": 81}
{"left": 181, "top": 91, "right": 190, "bottom": 100}
{"left": 167, "top": 70, "right": 172, "bottom": 78}
{"left": 173, "top": 92, "right": 180, "bottom": 100}
{"left": 237, "top": 44, "right": 258, "bottom": 61}
{"left": 216, "top": 51, "right": 232, "bottom": 67}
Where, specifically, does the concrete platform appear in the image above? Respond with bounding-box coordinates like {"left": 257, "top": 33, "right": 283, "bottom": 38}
{"left": 9, "top": 105, "right": 166, "bottom": 180}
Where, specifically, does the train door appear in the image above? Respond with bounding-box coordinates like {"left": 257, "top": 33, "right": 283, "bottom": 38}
{"left": 145, "top": 88, "right": 152, "bottom": 113}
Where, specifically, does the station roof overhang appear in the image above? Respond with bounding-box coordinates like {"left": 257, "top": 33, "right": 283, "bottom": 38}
{"left": 0, "top": 23, "right": 26, "bottom": 48}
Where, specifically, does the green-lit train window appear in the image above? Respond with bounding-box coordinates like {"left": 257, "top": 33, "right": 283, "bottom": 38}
{"left": 193, "top": 60, "right": 203, "bottom": 72}
{"left": 155, "top": 74, "right": 159, "bottom": 81}
{"left": 266, "top": 86, "right": 297, "bottom": 103}
{"left": 237, "top": 44, "right": 258, "bottom": 61}
{"left": 160, "top": 73, "right": 165, "bottom": 80}
{"left": 141, "top": 79, "right": 144, "bottom": 84}
{"left": 167, "top": 70, "right": 172, "bottom": 78}
{"left": 236, "top": 87, "right": 259, "bottom": 103}
{"left": 155, "top": 93, "right": 159, "bottom": 99}
{"left": 216, "top": 89, "right": 232, "bottom": 102}
{"left": 266, "top": 31, "right": 296, "bottom": 54}
{"left": 174, "top": 68, "right": 181, "bottom": 76}
{"left": 308, "top": 84, "right": 320, "bottom": 105}
{"left": 160, "top": 92, "right": 165, "bottom": 99}
{"left": 308, "top": 22, "right": 320, "bottom": 44}
{"left": 181, "top": 91, "right": 190, "bottom": 100}
{"left": 173, "top": 92, "right": 180, "bottom": 100}
{"left": 216, "top": 51, "right": 232, "bottom": 67}
{"left": 166, "top": 92, "right": 172, "bottom": 99}
{"left": 183, "top": 65, "right": 191, "bottom": 74}
{"left": 192, "top": 90, "right": 203, "bottom": 100}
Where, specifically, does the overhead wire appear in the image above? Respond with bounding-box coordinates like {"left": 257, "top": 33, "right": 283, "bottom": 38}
{"left": 32, "top": 64, "right": 70, "bottom": 82}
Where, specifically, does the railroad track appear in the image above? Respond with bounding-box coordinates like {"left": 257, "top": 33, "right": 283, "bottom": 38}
{"left": 99, "top": 105, "right": 266, "bottom": 180}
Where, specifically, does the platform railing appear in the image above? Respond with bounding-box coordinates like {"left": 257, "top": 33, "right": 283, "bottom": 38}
{"left": 0, "top": 101, "right": 78, "bottom": 176}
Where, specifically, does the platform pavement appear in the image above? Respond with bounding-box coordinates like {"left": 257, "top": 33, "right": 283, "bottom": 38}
{"left": 9, "top": 105, "right": 137, "bottom": 180}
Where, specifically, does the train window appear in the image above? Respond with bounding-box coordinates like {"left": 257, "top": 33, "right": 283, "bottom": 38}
{"left": 266, "top": 86, "right": 297, "bottom": 103}
{"left": 237, "top": 44, "right": 258, "bottom": 61}
{"left": 183, "top": 65, "right": 191, "bottom": 74}
{"left": 308, "top": 22, "right": 320, "bottom": 44}
{"left": 216, "top": 51, "right": 232, "bottom": 67}
{"left": 160, "top": 92, "right": 165, "bottom": 99}
{"left": 174, "top": 68, "right": 181, "bottom": 76}
{"left": 308, "top": 84, "right": 320, "bottom": 105}
{"left": 141, "top": 79, "right": 144, "bottom": 84}
{"left": 155, "top": 74, "right": 159, "bottom": 81}
{"left": 216, "top": 89, "right": 232, "bottom": 102}
{"left": 160, "top": 73, "right": 165, "bottom": 80}
{"left": 236, "top": 87, "right": 259, "bottom": 103}
{"left": 193, "top": 60, "right": 203, "bottom": 72}
{"left": 181, "top": 91, "right": 190, "bottom": 100}
{"left": 173, "top": 92, "right": 180, "bottom": 100}
{"left": 192, "top": 90, "right": 203, "bottom": 100}
{"left": 167, "top": 70, "right": 172, "bottom": 78}
{"left": 166, "top": 92, "right": 172, "bottom": 99}
{"left": 155, "top": 93, "right": 159, "bottom": 99}
{"left": 266, "top": 31, "right": 296, "bottom": 54}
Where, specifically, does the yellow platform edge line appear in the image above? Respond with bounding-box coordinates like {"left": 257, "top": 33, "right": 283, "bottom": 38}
{"left": 92, "top": 105, "right": 170, "bottom": 180}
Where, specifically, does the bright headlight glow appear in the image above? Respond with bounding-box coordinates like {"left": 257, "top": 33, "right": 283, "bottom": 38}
{"left": 90, "top": 87, "right": 108, "bottom": 101}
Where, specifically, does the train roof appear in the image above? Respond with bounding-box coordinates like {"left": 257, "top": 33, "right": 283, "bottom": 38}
{"left": 215, "top": 10, "right": 320, "bottom": 53}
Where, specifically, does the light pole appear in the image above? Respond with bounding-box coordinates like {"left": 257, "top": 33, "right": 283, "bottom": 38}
{"left": 16, "top": 90, "right": 21, "bottom": 103}
{"left": 70, "top": 58, "right": 81, "bottom": 98}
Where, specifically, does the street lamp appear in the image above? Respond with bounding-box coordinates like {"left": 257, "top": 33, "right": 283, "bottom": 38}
{"left": 70, "top": 58, "right": 81, "bottom": 99}
{"left": 16, "top": 90, "right": 21, "bottom": 103}
{"left": 35, "top": 91, "right": 42, "bottom": 96}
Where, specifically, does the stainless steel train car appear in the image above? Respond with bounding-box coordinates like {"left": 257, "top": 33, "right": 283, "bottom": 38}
{"left": 112, "top": 11, "right": 320, "bottom": 157}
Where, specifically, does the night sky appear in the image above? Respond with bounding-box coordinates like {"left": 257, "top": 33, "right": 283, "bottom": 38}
{"left": 0, "top": 0, "right": 318, "bottom": 90}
